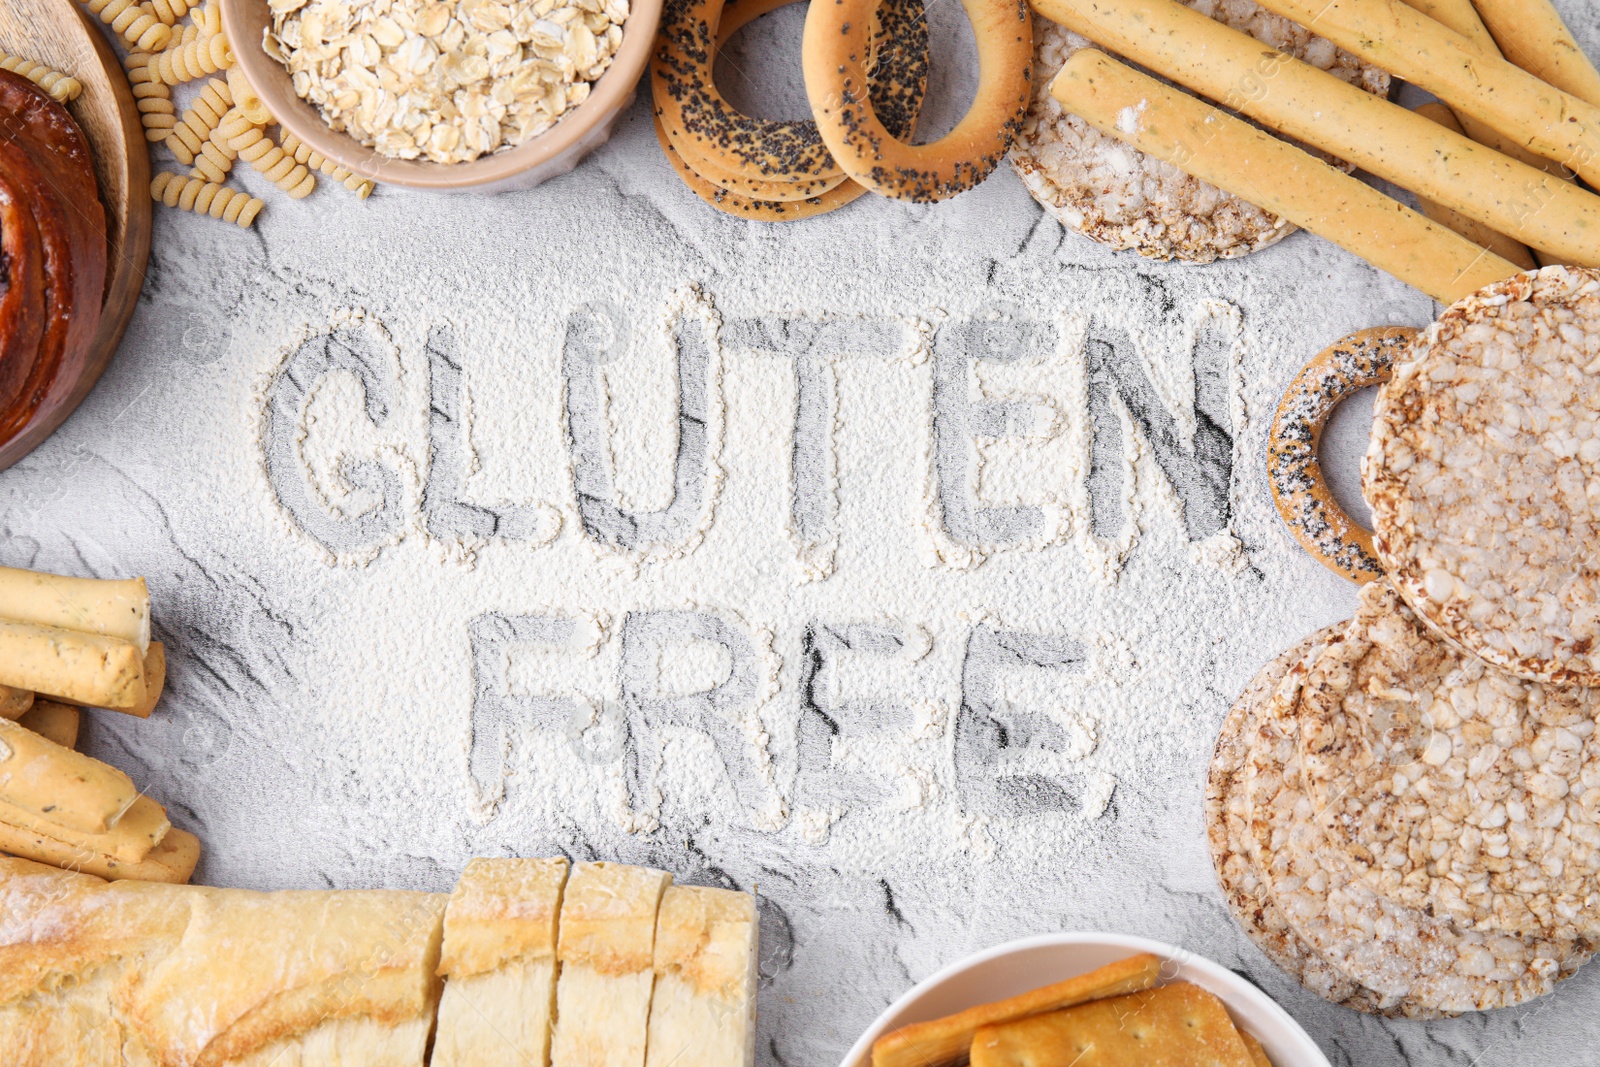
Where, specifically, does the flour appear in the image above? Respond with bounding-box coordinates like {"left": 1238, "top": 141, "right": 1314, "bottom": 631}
{"left": 12, "top": 35, "right": 1548, "bottom": 1057}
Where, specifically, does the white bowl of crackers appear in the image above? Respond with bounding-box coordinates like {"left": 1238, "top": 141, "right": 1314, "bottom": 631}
{"left": 842, "top": 933, "right": 1328, "bottom": 1067}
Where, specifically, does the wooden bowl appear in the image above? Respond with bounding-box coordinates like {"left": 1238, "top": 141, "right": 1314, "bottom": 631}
{"left": 220, "top": 0, "right": 662, "bottom": 193}
{"left": 0, "top": 1, "right": 152, "bottom": 472}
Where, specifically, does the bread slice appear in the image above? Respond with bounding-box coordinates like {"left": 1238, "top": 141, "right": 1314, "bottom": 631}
{"left": 644, "top": 885, "right": 759, "bottom": 1067}
{"left": 433, "top": 857, "right": 570, "bottom": 1067}
{"left": 550, "top": 861, "right": 672, "bottom": 1067}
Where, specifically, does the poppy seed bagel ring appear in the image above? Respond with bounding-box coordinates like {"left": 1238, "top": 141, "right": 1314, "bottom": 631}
{"left": 803, "top": 0, "right": 1031, "bottom": 201}
{"left": 652, "top": 0, "right": 929, "bottom": 191}
{"left": 654, "top": 116, "right": 869, "bottom": 219}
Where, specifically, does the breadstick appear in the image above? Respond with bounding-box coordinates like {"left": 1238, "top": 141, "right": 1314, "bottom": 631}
{"left": 0, "top": 566, "right": 150, "bottom": 653}
{"left": 0, "top": 718, "right": 138, "bottom": 833}
{"left": 1399, "top": 0, "right": 1575, "bottom": 178}
{"left": 0, "top": 687, "right": 31, "bottom": 721}
{"left": 1246, "top": 0, "right": 1600, "bottom": 186}
{"left": 1030, "top": 0, "right": 1600, "bottom": 266}
{"left": 16, "top": 700, "right": 79, "bottom": 749}
{"left": 53, "top": 642, "right": 166, "bottom": 719}
{"left": 0, "top": 822, "right": 197, "bottom": 883}
{"left": 0, "top": 792, "right": 168, "bottom": 862}
{"left": 1472, "top": 0, "right": 1600, "bottom": 108}
{"left": 0, "top": 620, "right": 147, "bottom": 709}
{"left": 1412, "top": 104, "right": 1538, "bottom": 269}
{"left": 1048, "top": 50, "right": 1520, "bottom": 303}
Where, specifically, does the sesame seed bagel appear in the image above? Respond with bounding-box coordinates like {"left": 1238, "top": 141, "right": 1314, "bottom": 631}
{"left": 804, "top": 0, "right": 1032, "bottom": 201}
{"left": 1268, "top": 327, "right": 1416, "bottom": 584}
{"left": 653, "top": 0, "right": 929, "bottom": 192}
{"left": 655, "top": 117, "right": 869, "bottom": 220}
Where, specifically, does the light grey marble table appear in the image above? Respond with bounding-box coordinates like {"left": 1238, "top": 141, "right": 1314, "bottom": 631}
{"left": 6, "top": 5, "right": 1600, "bottom": 1064}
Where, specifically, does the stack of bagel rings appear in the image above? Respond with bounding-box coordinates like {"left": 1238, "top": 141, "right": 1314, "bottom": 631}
{"left": 651, "top": 0, "right": 1033, "bottom": 215}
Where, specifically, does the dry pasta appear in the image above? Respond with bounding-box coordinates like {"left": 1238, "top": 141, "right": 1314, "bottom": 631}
{"left": 146, "top": 0, "right": 195, "bottom": 24}
{"left": 225, "top": 67, "right": 271, "bottom": 125}
{"left": 150, "top": 172, "right": 262, "bottom": 227}
{"left": 153, "top": 30, "right": 231, "bottom": 85}
{"left": 226, "top": 119, "right": 314, "bottom": 198}
{"left": 164, "top": 78, "right": 232, "bottom": 164}
{"left": 82, "top": 0, "right": 172, "bottom": 52}
{"left": 0, "top": 55, "right": 83, "bottom": 103}
{"left": 279, "top": 132, "right": 375, "bottom": 198}
{"left": 125, "top": 52, "right": 176, "bottom": 142}
{"left": 189, "top": 124, "right": 237, "bottom": 184}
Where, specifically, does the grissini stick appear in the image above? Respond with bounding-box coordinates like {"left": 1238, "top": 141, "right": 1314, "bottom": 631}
{"left": 1400, "top": 0, "right": 1575, "bottom": 178}
{"left": 0, "top": 718, "right": 139, "bottom": 833}
{"left": 1047, "top": 49, "right": 1521, "bottom": 303}
{"left": 0, "top": 687, "right": 31, "bottom": 721}
{"left": 1472, "top": 0, "right": 1600, "bottom": 108}
{"left": 1413, "top": 104, "right": 1538, "bottom": 269}
{"left": 0, "top": 620, "right": 147, "bottom": 709}
{"left": 0, "top": 567, "right": 150, "bottom": 654}
{"left": 1028, "top": 0, "right": 1600, "bottom": 266}
{"left": 54, "top": 642, "right": 166, "bottom": 719}
{"left": 1243, "top": 0, "right": 1600, "bottom": 186}
{"left": 0, "top": 792, "right": 170, "bottom": 863}
{"left": 0, "top": 823, "right": 198, "bottom": 883}
{"left": 15, "top": 700, "right": 78, "bottom": 749}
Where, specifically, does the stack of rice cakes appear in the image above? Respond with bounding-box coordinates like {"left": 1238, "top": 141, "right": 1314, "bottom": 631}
{"left": 1210, "top": 268, "right": 1600, "bottom": 1017}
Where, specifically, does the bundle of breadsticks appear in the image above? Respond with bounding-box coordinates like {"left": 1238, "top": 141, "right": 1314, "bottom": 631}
{"left": 0, "top": 855, "right": 758, "bottom": 1067}
{"left": 0, "top": 565, "right": 197, "bottom": 884}
{"left": 1028, "top": 0, "right": 1600, "bottom": 303}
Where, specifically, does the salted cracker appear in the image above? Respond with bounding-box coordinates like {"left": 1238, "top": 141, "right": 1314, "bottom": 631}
{"left": 1366, "top": 266, "right": 1600, "bottom": 687}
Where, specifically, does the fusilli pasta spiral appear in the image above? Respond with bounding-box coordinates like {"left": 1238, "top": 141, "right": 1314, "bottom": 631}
{"left": 226, "top": 119, "right": 315, "bottom": 199}
{"left": 83, "top": 0, "right": 172, "bottom": 52}
{"left": 279, "top": 132, "right": 375, "bottom": 199}
{"left": 154, "top": 30, "right": 231, "bottom": 85}
{"left": 164, "top": 78, "right": 232, "bottom": 164}
{"left": 125, "top": 52, "right": 176, "bottom": 141}
{"left": 150, "top": 172, "right": 262, "bottom": 227}
{"left": 145, "top": 0, "right": 194, "bottom": 24}
{"left": 189, "top": 124, "right": 237, "bottom": 184}
{"left": 0, "top": 55, "right": 83, "bottom": 103}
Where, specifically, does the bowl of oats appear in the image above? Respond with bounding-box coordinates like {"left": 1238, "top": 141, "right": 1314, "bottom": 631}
{"left": 221, "top": 0, "right": 658, "bottom": 191}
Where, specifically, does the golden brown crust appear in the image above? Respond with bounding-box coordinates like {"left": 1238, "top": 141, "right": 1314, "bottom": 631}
{"left": 1268, "top": 327, "right": 1416, "bottom": 584}
{"left": 556, "top": 861, "right": 671, "bottom": 976}
{"left": 804, "top": 0, "right": 1030, "bottom": 201}
{"left": 438, "top": 856, "right": 568, "bottom": 979}
{"left": 652, "top": 885, "right": 756, "bottom": 999}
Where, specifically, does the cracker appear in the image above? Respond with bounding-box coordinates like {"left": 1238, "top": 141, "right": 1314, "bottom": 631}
{"left": 1366, "top": 266, "right": 1600, "bottom": 687}
{"left": 1298, "top": 581, "right": 1600, "bottom": 941}
{"left": 1011, "top": 4, "right": 1388, "bottom": 264}
{"left": 871, "top": 953, "right": 1162, "bottom": 1067}
{"left": 1243, "top": 630, "right": 1591, "bottom": 1015}
{"left": 1205, "top": 627, "right": 1386, "bottom": 1011}
{"left": 969, "top": 982, "right": 1254, "bottom": 1067}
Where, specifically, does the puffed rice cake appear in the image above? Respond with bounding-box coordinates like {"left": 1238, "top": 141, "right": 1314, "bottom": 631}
{"left": 1366, "top": 266, "right": 1600, "bottom": 687}
{"left": 1241, "top": 627, "right": 1592, "bottom": 1015}
{"left": 1299, "top": 581, "right": 1600, "bottom": 943}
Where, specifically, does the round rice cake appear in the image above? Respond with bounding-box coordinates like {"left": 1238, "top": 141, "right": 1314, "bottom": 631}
{"left": 1243, "top": 632, "right": 1592, "bottom": 1015}
{"left": 1206, "top": 627, "right": 1390, "bottom": 1012}
{"left": 1297, "top": 580, "right": 1600, "bottom": 942}
{"left": 1366, "top": 266, "right": 1600, "bottom": 686}
{"left": 1011, "top": 1, "right": 1390, "bottom": 263}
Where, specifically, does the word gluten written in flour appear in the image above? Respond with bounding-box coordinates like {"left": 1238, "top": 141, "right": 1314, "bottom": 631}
{"left": 257, "top": 287, "right": 1243, "bottom": 837}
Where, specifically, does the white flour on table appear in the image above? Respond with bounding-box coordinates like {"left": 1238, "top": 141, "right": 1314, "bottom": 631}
{"left": 7, "top": 8, "right": 1600, "bottom": 1057}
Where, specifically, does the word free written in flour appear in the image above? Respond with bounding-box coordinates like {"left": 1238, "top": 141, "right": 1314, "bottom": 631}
{"left": 258, "top": 285, "right": 1244, "bottom": 843}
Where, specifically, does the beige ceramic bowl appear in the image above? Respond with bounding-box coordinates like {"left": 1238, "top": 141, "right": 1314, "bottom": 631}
{"left": 219, "top": 0, "right": 661, "bottom": 193}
